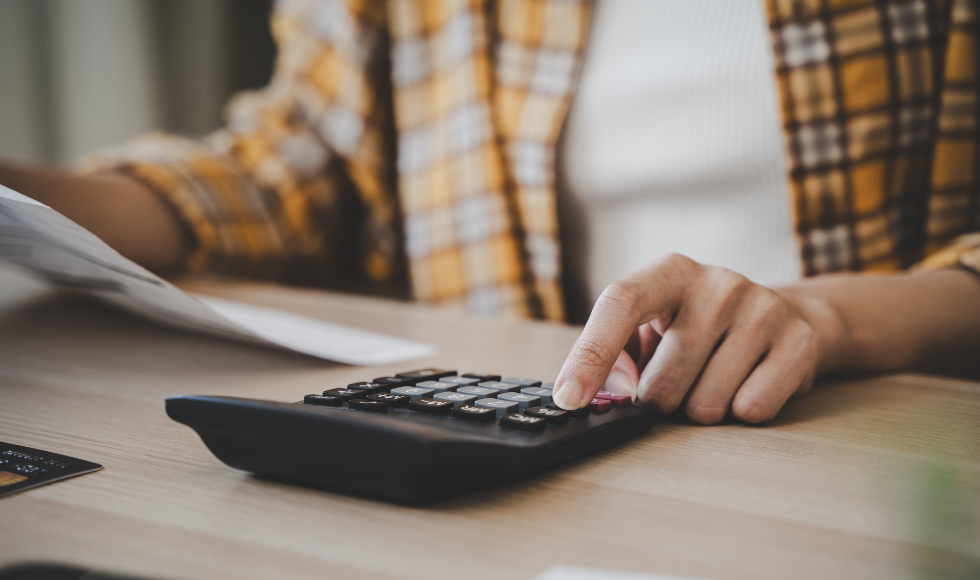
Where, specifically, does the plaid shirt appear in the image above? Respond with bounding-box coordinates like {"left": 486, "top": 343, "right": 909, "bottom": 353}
{"left": 86, "top": 0, "right": 980, "bottom": 321}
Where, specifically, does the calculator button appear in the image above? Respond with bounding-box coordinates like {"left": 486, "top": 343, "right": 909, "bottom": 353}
{"left": 391, "top": 386, "right": 434, "bottom": 400}
{"left": 439, "top": 376, "right": 481, "bottom": 387}
{"left": 322, "top": 388, "right": 364, "bottom": 400}
{"left": 416, "top": 380, "right": 458, "bottom": 393}
{"left": 478, "top": 381, "right": 522, "bottom": 393}
{"left": 347, "top": 382, "right": 388, "bottom": 394}
{"left": 368, "top": 392, "right": 410, "bottom": 407}
{"left": 499, "top": 414, "right": 547, "bottom": 432}
{"left": 462, "top": 373, "right": 502, "bottom": 382}
{"left": 521, "top": 387, "right": 553, "bottom": 405}
{"left": 456, "top": 386, "right": 498, "bottom": 398}
{"left": 540, "top": 382, "right": 555, "bottom": 390}
{"left": 595, "top": 391, "right": 632, "bottom": 407}
{"left": 475, "top": 398, "right": 520, "bottom": 417}
{"left": 373, "top": 376, "right": 413, "bottom": 388}
{"left": 546, "top": 402, "right": 589, "bottom": 417}
{"left": 395, "top": 369, "right": 457, "bottom": 382}
{"left": 588, "top": 398, "right": 612, "bottom": 414}
{"left": 304, "top": 394, "right": 343, "bottom": 407}
{"left": 524, "top": 406, "right": 569, "bottom": 424}
{"left": 500, "top": 377, "right": 542, "bottom": 388}
{"left": 348, "top": 399, "right": 390, "bottom": 412}
{"left": 434, "top": 392, "right": 478, "bottom": 406}
{"left": 450, "top": 404, "right": 497, "bottom": 422}
{"left": 407, "top": 397, "right": 454, "bottom": 415}
{"left": 497, "top": 392, "right": 541, "bottom": 410}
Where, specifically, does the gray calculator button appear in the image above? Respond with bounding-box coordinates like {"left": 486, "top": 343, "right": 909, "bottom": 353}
{"left": 540, "top": 382, "right": 555, "bottom": 391}
{"left": 434, "top": 392, "right": 478, "bottom": 406}
{"left": 439, "top": 376, "right": 481, "bottom": 387}
{"left": 497, "top": 392, "right": 541, "bottom": 410}
{"left": 475, "top": 398, "right": 520, "bottom": 417}
{"left": 521, "top": 387, "right": 553, "bottom": 404}
{"left": 478, "top": 381, "right": 522, "bottom": 393}
{"left": 501, "top": 377, "right": 542, "bottom": 388}
{"left": 457, "top": 386, "right": 498, "bottom": 398}
{"left": 416, "top": 380, "right": 458, "bottom": 393}
{"left": 390, "top": 386, "right": 434, "bottom": 400}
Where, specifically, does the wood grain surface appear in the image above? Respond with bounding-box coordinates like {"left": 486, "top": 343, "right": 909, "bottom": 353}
{"left": 0, "top": 266, "right": 978, "bottom": 580}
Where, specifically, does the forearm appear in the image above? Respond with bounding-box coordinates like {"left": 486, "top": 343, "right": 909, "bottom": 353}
{"left": 0, "top": 161, "right": 186, "bottom": 271}
{"left": 778, "top": 269, "right": 980, "bottom": 379}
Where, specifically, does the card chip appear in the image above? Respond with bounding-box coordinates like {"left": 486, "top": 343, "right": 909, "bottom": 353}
{"left": 0, "top": 471, "right": 28, "bottom": 487}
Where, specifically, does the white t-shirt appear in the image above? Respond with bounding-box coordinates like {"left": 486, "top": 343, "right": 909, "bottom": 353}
{"left": 561, "top": 0, "right": 802, "bottom": 306}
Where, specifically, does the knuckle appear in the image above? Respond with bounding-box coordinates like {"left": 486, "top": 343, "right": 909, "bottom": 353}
{"left": 745, "top": 290, "right": 789, "bottom": 330}
{"left": 702, "top": 269, "right": 754, "bottom": 322}
{"left": 654, "top": 252, "right": 696, "bottom": 276}
{"left": 569, "top": 337, "right": 616, "bottom": 369}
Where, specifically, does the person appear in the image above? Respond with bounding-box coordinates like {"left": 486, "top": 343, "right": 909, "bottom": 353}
{"left": 2, "top": 0, "right": 979, "bottom": 423}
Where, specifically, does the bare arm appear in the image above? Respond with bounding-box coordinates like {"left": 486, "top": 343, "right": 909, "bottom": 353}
{"left": 552, "top": 253, "right": 980, "bottom": 422}
{"left": 779, "top": 269, "right": 980, "bottom": 379}
{"left": 0, "top": 161, "right": 186, "bottom": 271}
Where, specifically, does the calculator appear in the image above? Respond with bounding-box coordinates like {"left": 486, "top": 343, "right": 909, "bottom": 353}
{"left": 165, "top": 369, "right": 658, "bottom": 504}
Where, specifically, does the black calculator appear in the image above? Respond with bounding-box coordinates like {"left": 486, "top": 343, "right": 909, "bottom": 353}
{"left": 166, "top": 369, "right": 658, "bottom": 504}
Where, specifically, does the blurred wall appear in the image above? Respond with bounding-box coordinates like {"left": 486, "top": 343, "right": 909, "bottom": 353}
{"left": 0, "top": 0, "right": 275, "bottom": 166}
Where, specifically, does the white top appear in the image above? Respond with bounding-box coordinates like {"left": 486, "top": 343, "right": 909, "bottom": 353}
{"left": 562, "top": 0, "right": 801, "bottom": 305}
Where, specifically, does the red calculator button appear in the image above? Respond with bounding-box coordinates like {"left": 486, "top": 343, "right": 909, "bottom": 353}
{"left": 595, "top": 391, "right": 632, "bottom": 406}
{"left": 588, "top": 398, "right": 611, "bottom": 414}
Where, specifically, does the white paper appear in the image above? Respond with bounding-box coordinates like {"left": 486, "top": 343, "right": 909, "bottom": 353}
{"left": 0, "top": 184, "right": 435, "bottom": 365}
{"left": 535, "top": 567, "right": 707, "bottom": 580}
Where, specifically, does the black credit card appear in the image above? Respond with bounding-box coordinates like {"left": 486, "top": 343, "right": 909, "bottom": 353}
{"left": 0, "top": 441, "right": 102, "bottom": 498}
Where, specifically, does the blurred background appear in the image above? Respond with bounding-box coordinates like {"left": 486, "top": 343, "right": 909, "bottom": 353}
{"left": 0, "top": 0, "right": 275, "bottom": 166}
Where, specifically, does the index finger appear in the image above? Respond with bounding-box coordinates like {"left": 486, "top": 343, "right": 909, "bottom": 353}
{"left": 552, "top": 256, "right": 691, "bottom": 409}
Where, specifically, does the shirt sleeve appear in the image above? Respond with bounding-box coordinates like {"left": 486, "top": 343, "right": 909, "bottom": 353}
{"left": 915, "top": 233, "right": 980, "bottom": 278}
{"left": 79, "top": 11, "right": 344, "bottom": 282}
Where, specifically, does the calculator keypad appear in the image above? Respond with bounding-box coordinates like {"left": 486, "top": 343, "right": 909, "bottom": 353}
{"left": 416, "top": 380, "right": 458, "bottom": 393}
{"left": 434, "top": 392, "right": 478, "bottom": 406}
{"left": 323, "top": 388, "right": 362, "bottom": 400}
{"left": 408, "top": 397, "right": 454, "bottom": 415}
{"left": 304, "top": 394, "right": 343, "bottom": 406}
{"left": 520, "top": 387, "right": 553, "bottom": 404}
{"left": 391, "top": 386, "right": 434, "bottom": 399}
{"left": 349, "top": 399, "right": 390, "bottom": 412}
{"left": 501, "top": 377, "right": 542, "bottom": 388}
{"left": 456, "top": 386, "right": 498, "bottom": 398}
{"left": 496, "top": 392, "right": 541, "bottom": 410}
{"left": 450, "top": 404, "right": 497, "bottom": 421}
{"left": 368, "top": 392, "right": 410, "bottom": 407}
{"left": 595, "top": 391, "right": 632, "bottom": 407}
{"left": 478, "top": 381, "right": 522, "bottom": 393}
{"left": 499, "top": 413, "right": 547, "bottom": 431}
{"left": 302, "top": 369, "right": 636, "bottom": 432}
{"left": 475, "top": 398, "right": 520, "bottom": 416}
{"left": 461, "top": 373, "right": 502, "bottom": 382}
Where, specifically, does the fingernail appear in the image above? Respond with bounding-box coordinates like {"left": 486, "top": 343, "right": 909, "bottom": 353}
{"left": 552, "top": 380, "right": 584, "bottom": 410}
{"left": 604, "top": 369, "right": 638, "bottom": 402}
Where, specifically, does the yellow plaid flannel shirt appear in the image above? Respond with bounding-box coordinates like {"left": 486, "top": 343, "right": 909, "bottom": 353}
{"left": 86, "top": 0, "right": 980, "bottom": 321}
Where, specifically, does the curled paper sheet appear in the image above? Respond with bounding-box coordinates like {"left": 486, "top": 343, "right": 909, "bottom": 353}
{"left": 0, "top": 185, "right": 435, "bottom": 365}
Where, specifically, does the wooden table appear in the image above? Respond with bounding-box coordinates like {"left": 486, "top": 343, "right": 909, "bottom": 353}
{"left": 1, "top": 266, "right": 978, "bottom": 580}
